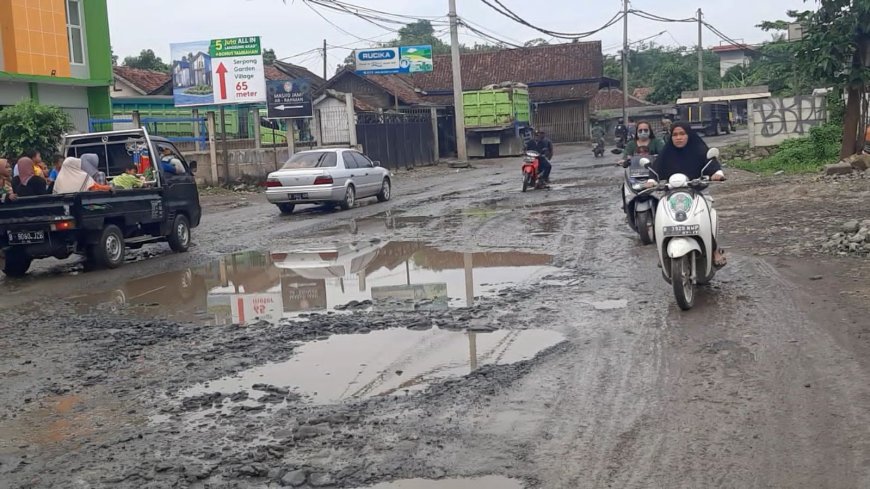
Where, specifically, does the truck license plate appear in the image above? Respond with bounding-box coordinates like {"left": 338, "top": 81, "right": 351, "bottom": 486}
{"left": 662, "top": 225, "right": 700, "bottom": 237}
{"left": 481, "top": 136, "right": 501, "bottom": 145}
{"left": 8, "top": 229, "right": 45, "bottom": 245}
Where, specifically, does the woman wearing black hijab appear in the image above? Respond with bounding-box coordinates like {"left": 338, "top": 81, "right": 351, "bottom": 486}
{"left": 648, "top": 122, "right": 727, "bottom": 267}
{"left": 651, "top": 122, "right": 724, "bottom": 181}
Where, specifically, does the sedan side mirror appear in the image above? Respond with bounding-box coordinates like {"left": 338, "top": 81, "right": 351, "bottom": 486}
{"left": 706, "top": 148, "right": 720, "bottom": 160}
{"left": 373, "top": 160, "right": 381, "bottom": 167}
{"left": 189, "top": 160, "right": 198, "bottom": 175}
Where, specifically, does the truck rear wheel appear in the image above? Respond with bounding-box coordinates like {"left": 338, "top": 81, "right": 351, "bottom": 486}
{"left": 3, "top": 248, "right": 32, "bottom": 278}
{"left": 168, "top": 214, "right": 191, "bottom": 252}
{"left": 91, "top": 225, "right": 125, "bottom": 269}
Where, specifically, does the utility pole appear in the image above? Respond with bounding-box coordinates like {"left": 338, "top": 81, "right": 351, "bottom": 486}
{"left": 322, "top": 39, "right": 328, "bottom": 80}
{"left": 449, "top": 0, "right": 468, "bottom": 161}
{"left": 697, "top": 8, "right": 704, "bottom": 119}
{"left": 622, "top": 0, "right": 629, "bottom": 124}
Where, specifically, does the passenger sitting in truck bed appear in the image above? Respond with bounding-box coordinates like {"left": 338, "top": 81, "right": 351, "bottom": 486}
{"left": 81, "top": 154, "right": 112, "bottom": 191}
{"left": 53, "top": 157, "right": 112, "bottom": 194}
{"left": 1, "top": 158, "right": 18, "bottom": 203}
{"left": 112, "top": 164, "right": 145, "bottom": 190}
{"left": 12, "top": 157, "right": 48, "bottom": 197}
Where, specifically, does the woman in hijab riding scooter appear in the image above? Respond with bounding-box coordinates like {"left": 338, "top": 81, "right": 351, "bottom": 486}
{"left": 646, "top": 122, "right": 727, "bottom": 268}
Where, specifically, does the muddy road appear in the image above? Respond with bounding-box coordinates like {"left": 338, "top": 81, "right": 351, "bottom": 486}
{"left": 1, "top": 142, "right": 869, "bottom": 489}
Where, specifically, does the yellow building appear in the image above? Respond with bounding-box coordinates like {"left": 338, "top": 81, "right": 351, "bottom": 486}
{"left": 0, "top": 0, "right": 112, "bottom": 130}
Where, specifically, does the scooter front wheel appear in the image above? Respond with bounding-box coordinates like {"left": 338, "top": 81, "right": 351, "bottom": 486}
{"left": 522, "top": 174, "right": 532, "bottom": 192}
{"left": 637, "top": 211, "right": 654, "bottom": 245}
{"left": 671, "top": 254, "right": 695, "bottom": 310}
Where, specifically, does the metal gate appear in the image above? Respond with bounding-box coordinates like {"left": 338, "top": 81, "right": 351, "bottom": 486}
{"left": 356, "top": 111, "right": 435, "bottom": 170}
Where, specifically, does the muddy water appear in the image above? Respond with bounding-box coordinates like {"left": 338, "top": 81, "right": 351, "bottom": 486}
{"left": 69, "top": 240, "right": 556, "bottom": 326}
{"left": 356, "top": 476, "right": 524, "bottom": 488}
{"left": 183, "top": 328, "right": 565, "bottom": 405}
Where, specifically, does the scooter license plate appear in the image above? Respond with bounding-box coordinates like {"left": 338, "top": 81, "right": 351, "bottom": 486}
{"left": 663, "top": 224, "right": 700, "bottom": 237}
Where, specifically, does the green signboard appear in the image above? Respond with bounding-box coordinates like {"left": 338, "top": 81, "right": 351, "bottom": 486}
{"left": 210, "top": 36, "right": 262, "bottom": 58}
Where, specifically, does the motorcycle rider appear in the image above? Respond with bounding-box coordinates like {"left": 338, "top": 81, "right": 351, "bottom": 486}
{"left": 591, "top": 124, "right": 606, "bottom": 155}
{"left": 646, "top": 122, "right": 727, "bottom": 267}
{"left": 614, "top": 118, "right": 629, "bottom": 147}
{"left": 623, "top": 121, "right": 665, "bottom": 162}
{"left": 526, "top": 130, "right": 553, "bottom": 184}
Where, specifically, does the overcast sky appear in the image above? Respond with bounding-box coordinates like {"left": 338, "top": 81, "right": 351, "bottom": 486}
{"left": 107, "top": 0, "right": 807, "bottom": 76}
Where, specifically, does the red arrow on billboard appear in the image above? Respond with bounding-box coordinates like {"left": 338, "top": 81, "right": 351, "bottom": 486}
{"left": 216, "top": 62, "right": 228, "bottom": 100}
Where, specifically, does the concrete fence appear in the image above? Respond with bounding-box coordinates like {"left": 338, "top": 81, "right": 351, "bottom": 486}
{"left": 748, "top": 95, "right": 828, "bottom": 147}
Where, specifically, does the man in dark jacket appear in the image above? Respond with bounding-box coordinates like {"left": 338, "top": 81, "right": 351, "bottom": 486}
{"left": 526, "top": 130, "right": 554, "bottom": 183}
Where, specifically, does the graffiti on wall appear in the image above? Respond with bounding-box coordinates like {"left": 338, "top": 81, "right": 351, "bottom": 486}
{"left": 750, "top": 95, "right": 828, "bottom": 146}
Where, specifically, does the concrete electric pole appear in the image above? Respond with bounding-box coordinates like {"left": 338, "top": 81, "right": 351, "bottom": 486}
{"left": 622, "top": 0, "right": 629, "bottom": 124}
{"left": 697, "top": 9, "right": 704, "bottom": 116}
{"left": 449, "top": 0, "right": 468, "bottom": 161}
{"left": 323, "top": 39, "right": 328, "bottom": 81}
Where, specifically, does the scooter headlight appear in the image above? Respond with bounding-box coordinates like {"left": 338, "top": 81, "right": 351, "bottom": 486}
{"left": 668, "top": 192, "right": 694, "bottom": 216}
{"left": 631, "top": 183, "right": 644, "bottom": 191}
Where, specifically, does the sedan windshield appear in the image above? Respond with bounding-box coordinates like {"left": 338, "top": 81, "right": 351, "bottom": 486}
{"left": 282, "top": 152, "right": 328, "bottom": 169}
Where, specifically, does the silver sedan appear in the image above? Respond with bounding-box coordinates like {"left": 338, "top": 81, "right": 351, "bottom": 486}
{"left": 265, "top": 149, "right": 392, "bottom": 214}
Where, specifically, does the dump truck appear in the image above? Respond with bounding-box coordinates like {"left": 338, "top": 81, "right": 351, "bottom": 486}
{"left": 463, "top": 83, "right": 533, "bottom": 158}
{"left": 676, "top": 102, "right": 732, "bottom": 136}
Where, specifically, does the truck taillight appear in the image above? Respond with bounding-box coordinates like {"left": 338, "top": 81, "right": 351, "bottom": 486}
{"left": 313, "top": 176, "right": 334, "bottom": 185}
{"left": 265, "top": 179, "right": 281, "bottom": 188}
{"left": 51, "top": 220, "right": 75, "bottom": 231}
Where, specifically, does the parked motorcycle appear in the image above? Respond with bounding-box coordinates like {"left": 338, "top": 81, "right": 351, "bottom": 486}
{"left": 521, "top": 150, "right": 547, "bottom": 192}
{"left": 620, "top": 155, "right": 658, "bottom": 245}
{"left": 641, "top": 148, "right": 723, "bottom": 310}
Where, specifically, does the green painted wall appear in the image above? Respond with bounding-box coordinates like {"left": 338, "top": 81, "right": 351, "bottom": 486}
{"left": 88, "top": 86, "right": 111, "bottom": 118}
{"left": 83, "top": 0, "right": 112, "bottom": 84}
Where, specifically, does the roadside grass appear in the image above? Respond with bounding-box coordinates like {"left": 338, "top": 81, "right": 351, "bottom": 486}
{"left": 727, "top": 123, "right": 841, "bottom": 175}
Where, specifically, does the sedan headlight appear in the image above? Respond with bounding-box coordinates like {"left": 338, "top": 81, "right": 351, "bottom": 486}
{"left": 668, "top": 192, "right": 694, "bottom": 214}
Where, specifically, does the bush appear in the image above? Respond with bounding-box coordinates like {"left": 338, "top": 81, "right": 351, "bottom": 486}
{"left": 0, "top": 101, "right": 72, "bottom": 160}
{"left": 730, "top": 123, "right": 841, "bottom": 174}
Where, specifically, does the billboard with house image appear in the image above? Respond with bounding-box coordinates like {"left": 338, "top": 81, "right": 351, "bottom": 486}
{"left": 170, "top": 40, "right": 214, "bottom": 107}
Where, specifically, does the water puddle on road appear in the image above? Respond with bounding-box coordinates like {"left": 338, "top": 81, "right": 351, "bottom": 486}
{"left": 70, "top": 240, "right": 556, "bottom": 326}
{"left": 182, "top": 328, "right": 565, "bottom": 405}
{"left": 356, "top": 476, "right": 524, "bottom": 489}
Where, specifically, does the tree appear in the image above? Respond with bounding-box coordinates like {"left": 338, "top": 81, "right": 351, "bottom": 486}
{"left": 0, "top": 101, "right": 73, "bottom": 160}
{"left": 111, "top": 46, "right": 118, "bottom": 66}
{"left": 604, "top": 44, "right": 722, "bottom": 104}
{"left": 796, "top": 0, "right": 870, "bottom": 158}
{"left": 122, "top": 49, "right": 169, "bottom": 72}
{"left": 263, "top": 48, "right": 277, "bottom": 65}
{"left": 524, "top": 38, "right": 549, "bottom": 47}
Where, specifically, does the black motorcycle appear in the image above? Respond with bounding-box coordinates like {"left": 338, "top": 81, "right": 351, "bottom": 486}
{"left": 620, "top": 155, "right": 659, "bottom": 245}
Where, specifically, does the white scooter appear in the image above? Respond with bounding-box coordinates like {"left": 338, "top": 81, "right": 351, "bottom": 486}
{"left": 641, "top": 148, "right": 723, "bottom": 310}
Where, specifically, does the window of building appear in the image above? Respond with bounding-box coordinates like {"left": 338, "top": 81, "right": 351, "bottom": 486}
{"left": 66, "top": 0, "right": 85, "bottom": 65}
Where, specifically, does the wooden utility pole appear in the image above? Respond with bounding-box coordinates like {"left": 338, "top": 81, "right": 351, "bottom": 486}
{"left": 449, "top": 0, "right": 467, "bottom": 161}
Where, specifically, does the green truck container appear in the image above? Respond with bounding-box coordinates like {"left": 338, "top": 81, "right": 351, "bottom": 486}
{"left": 462, "top": 85, "right": 532, "bottom": 158}
{"left": 463, "top": 86, "right": 531, "bottom": 128}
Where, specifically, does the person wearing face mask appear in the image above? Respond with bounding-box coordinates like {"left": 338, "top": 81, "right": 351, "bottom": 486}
{"left": 624, "top": 121, "right": 665, "bottom": 157}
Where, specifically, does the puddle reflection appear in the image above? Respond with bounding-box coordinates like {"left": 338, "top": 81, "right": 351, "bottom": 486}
{"left": 72, "top": 241, "right": 556, "bottom": 326}
{"left": 185, "top": 328, "right": 564, "bottom": 404}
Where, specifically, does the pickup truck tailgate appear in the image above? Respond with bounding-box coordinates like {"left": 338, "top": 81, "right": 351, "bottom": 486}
{"left": 0, "top": 195, "right": 77, "bottom": 227}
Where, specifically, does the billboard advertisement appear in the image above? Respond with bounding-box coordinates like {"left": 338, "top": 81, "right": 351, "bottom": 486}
{"left": 170, "top": 36, "right": 266, "bottom": 107}
{"left": 354, "top": 45, "right": 433, "bottom": 75}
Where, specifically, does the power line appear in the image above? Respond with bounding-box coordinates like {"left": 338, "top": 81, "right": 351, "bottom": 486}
{"left": 630, "top": 9, "right": 695, "bottom": 23}
{"left": 477, "top": 0, "right": 624, "bottom": 40}
{"left": 303, "top": 1, "right": 391, "bottom": 41}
